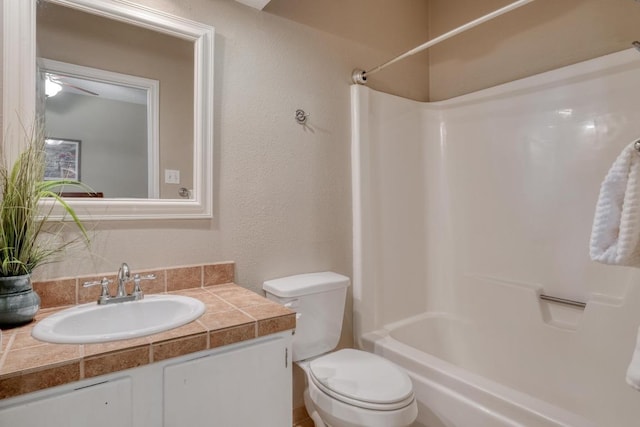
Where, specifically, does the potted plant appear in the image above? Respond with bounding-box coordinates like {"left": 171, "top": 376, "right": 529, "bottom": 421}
{"left": 0, "top": 127, "right": 88, "bottom": 326}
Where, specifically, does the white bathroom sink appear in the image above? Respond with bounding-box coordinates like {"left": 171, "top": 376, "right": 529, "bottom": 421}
{"left": 32, "top": 295, "right": 206, "bottom": 344}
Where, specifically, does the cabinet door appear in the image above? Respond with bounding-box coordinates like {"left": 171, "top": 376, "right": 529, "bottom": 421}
{"left": 164, "top": 336, "right": 291, "bottom": 427}
{"left": 0, "top": 376, "right": 133, "bottom": 426}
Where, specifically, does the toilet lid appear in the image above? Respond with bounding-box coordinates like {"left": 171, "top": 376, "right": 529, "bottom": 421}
{"left": 309, "top": 349, "right": 414, "bottom": 410}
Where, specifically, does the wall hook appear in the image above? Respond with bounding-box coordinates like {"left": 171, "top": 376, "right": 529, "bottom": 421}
{"left": 178, "top": 187, "right": 190, "bottom": 198}
{"left": 295, "top": 109, "right": 310, "bottom": 125}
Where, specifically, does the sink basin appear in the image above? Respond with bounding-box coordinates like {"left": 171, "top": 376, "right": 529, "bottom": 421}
{"left": 32, "top": 295, "right": 206, "bottom": 344}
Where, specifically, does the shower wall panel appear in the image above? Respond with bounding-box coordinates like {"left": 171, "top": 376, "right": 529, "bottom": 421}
{"left": 354, "top": 47, "right": 640, "bottom": 331}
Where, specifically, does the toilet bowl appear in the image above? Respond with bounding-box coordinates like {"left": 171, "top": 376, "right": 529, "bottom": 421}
{"left": 263, "top": 272, "right": 418, "bottom": 427}
{"left": 298, "top": 349, "right": 417, "bottom": 427}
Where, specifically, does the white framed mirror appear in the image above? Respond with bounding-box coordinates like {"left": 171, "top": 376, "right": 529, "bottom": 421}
{"left": 2, "top": 0, "right": 214, "bottom": 220}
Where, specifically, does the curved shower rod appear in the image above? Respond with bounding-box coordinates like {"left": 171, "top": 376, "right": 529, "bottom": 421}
{"left": 352, "top": 0, "right": 536, "bottom": 85}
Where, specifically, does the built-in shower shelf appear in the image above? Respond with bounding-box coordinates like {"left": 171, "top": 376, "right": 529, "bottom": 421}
{"left": 539, "top": 296, "right": 584, "bottom": 331}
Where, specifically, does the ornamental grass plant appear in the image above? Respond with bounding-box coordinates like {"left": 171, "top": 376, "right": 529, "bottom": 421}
{"left": 0, "top": 126, "right": 88, "bottom": 277}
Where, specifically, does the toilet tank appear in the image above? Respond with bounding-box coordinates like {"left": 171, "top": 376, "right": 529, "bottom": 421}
{"left": 263, "top": 272, "right": 350, "bottom": 362}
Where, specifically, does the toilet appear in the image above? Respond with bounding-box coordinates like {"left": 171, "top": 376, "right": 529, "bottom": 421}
{"left": 263, "top": 272, "right": 418, "bottom": 427}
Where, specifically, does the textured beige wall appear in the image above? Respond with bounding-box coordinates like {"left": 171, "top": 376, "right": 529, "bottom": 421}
{"left": 428, "top": 0, "right": 640, "bottom": 101}
{"left": 37, "top": 3, "right": 194, "bottom": 198}
{"left": 265, "top": 0, "right": 430, "bottom": 100}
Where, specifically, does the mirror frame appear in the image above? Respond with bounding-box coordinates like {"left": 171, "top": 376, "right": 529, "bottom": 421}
{"left": 3, "top": 0, "right": 214, "bottom": 220}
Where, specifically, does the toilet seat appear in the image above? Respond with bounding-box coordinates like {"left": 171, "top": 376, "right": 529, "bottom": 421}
{"left": 309, "top": 349, "right": 415, "bottom": 411}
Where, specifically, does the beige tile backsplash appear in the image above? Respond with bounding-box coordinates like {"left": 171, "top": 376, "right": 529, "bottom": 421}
{"left": 32, "top": 261, "right": 235, "bottom": 309}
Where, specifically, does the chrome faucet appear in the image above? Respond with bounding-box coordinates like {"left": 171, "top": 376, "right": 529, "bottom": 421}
{"left": 116, "top": 262, "right": 131, "bottom": 297}
{"left": 83, "top": 262, "right": 156, "bottom": 305}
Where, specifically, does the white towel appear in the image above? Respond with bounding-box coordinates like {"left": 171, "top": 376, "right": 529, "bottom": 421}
{"left": 590, "top": 141, "right": 640, "bottom": 266}
{"left": 627, "top": 327, "right": 640, "bottom": 391}
{"left": 590, "top": 140, "right": 640, "bottom": 391}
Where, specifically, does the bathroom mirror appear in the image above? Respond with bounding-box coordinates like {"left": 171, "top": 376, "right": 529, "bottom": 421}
{"left": 3, "top": 0, "right": 214, "bottom": 219}
{"left": 41, "top": 58, "right": 160, "bottom": 199}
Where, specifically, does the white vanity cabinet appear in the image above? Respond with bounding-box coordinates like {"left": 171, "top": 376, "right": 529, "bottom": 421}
{"left": 0, "top": 376, "right": 134, "bottom": 426}
{"left": 0, "top": 333, "right": 292, "bottom": 427}
{"left": 164, "top": 335, "right": 292, "bottom": 426}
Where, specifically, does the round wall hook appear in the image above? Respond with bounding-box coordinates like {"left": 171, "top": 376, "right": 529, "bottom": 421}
{"left": 178, "top": 187, "right": 190, "bottom": 198}
{"left": 295, "top": 109, "right": 310, "bottom": 125}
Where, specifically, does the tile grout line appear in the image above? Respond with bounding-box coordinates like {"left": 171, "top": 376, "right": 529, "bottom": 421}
{"left": 232, "top": 306, "right": 260, "bottom": 338}
{"left": 197, "top": 319, "right": 211, "bottom": 349}
{"left": 163, "top": 269, "right": 167, "bottom": 293}
{"left": 79, "top": 345, "right": 85, "bottom": 379}
{"left": 206, "top": 290, "right": 242, "bottom": 309}
{"left": 0, "top": 332, "right": 16, "bottom": 370}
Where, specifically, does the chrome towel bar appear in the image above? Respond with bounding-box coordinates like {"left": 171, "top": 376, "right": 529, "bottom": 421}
{"left": 540, "top": 294, "right": 586, "bottom": 309}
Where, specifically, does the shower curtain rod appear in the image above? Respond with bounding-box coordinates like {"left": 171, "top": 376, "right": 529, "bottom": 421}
{"left": 352, "top": 0, "right": 536, "bottom": 84}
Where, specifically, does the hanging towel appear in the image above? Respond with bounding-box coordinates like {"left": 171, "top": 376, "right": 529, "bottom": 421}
{"left": 591, "top": 140, "right": 640, "bottom": 392}
{"left": 627, "top": 327, "right": 640, "bottom": 391}
{"left": 590, "top": 140, "right": 640, "bottom": 266}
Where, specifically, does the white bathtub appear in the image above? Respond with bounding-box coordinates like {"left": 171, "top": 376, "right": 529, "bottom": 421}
{"left": 362, "top": 313, "right": 596, "bottom": 427}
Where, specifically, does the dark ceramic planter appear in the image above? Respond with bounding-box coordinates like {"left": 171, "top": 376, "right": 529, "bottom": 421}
{"left": 0, "top": 274, "right": 40, "bottom": 327}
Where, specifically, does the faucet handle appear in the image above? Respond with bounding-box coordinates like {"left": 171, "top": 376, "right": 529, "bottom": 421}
{"left": 83, "top": 277, "right": 112, "bottom": 290}
{"left": 132, "top": 273, "right": 156, "bottom": 300}
{"left": 83, "top": 278, "right": 113, "bottom": 303}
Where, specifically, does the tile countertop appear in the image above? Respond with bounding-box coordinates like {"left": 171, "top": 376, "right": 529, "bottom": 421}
{"left": 0, "top": 284, "right": 295, "bottom": 400}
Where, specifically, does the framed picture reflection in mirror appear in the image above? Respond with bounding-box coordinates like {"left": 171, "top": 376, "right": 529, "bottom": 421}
{"left": 44, "top": 137, "right": 81, "bottom": 181}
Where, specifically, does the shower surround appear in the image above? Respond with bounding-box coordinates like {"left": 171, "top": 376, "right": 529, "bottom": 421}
{"left": 351, "top": 48, "right": 640, "bottom": 426}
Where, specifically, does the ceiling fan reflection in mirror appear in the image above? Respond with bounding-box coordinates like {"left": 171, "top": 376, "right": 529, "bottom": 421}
{"left": 45, "top": 72, "right": 99, "bottom": 98}
{"left": 43, "top": 69, "right": 148, "bottom": 105}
